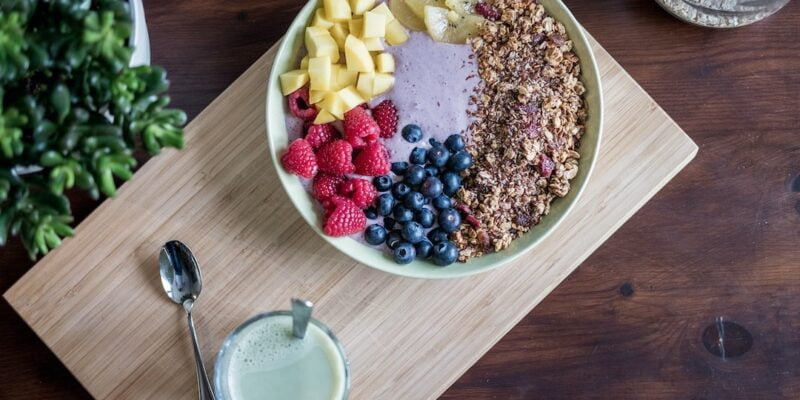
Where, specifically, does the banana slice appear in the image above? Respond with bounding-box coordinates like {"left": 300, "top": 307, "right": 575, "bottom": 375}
{"left": 423, "top": 5, "right": 483, "bottom": 44}
{"left": 388, "top": 0, "right": 426, "bottom": 31}
{"left": 405, "top": 0, "right": 446, "bottom": 19}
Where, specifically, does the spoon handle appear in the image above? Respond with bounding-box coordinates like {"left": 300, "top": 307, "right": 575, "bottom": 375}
{"left": 187, "top": 310, "right": 216, "bottom": 400}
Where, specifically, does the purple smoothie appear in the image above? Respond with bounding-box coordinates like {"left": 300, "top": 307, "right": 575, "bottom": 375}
{"left": 282, "top": 29, "right": 478, "bottom": 247}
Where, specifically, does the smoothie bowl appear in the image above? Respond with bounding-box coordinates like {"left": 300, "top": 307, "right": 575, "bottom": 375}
{"left": 266, "top": 0, "right": 602, "bottom": 278}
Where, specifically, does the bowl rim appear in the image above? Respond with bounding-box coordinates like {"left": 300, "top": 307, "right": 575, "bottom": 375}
{"left": 265, "top": 0, "right": 603, "bottom": 279}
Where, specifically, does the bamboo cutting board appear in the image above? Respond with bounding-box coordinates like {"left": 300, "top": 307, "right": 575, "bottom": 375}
{"left": 5, "top": 34, "right": 696, "bottom": 399}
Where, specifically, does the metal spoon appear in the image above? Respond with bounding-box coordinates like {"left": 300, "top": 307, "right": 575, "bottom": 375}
{"left": 159, "top": 240, "right": 216, "bottom": 400}
{"left": 291, "top": 298, "right": 314, "bottom": 339}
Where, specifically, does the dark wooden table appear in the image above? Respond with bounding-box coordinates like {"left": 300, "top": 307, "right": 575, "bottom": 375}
{"left": 2, "top": 1, "right": 799, "bottom": 398}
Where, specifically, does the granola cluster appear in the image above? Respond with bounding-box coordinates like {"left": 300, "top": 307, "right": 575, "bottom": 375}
{"left": 454, "top": 0, "right": 587, "bottom": 261}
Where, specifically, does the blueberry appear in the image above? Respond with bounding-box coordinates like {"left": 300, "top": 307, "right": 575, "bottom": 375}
{"left": 404, "top": 165, "right": 426, "bottom": 186}
{"left": 409, "top": 147, "right": 427, "bottom": 164}
{"left": 393, "top": 204, "right": 414, "bottom": 222}
{"left": 365, "top": 207, "right": 378, "bottom": 219}
{"left": 401, "top": 124, "right": 423, "bottom": 143}
{"left": 424, "top": 166, "right": 439, "bottom": 177}
{"left": 391, "top": 161, "right": 409, "bottom": 175}
{"left": 415, "top": 208, "right": 435, "bottom": 228}
{"left": 438, "top": 208, "right": 462, "bottom": 232}
{"left": 429, "top": 138, "right": 442, "bottom": 147}
{"left": 386, "top": 230, "right": 403, "bottom": 249}
{"left": 391, "top": 182, "right": 411, "bottom": 199}
{"left": 431, "top": 241, "right": 459, "bottom": 266}
{"left": 393, "top": 242, "right": 416, "bottom": 264}
{"left": 432, "top": 195, "right": 451, "bottom": 210}
{"left": 415, "top": 240, "right": 434, "bottom": 259}
{"left": 423, "top": 197, "right": 431, "bottom": 205}
{"left": 447, "top": 151, "right": 472, "bottom": 172}
{"left": 401, "top": 221, "right": 425, "bottom": 243}
{"left": 376, "top": 194, "right": 394, "bottom": 216}
{"left": 426, "top": 145, "right": 450, "bottom": 168}
{"left": 444, "top": 134, "right": 465, "bottom": 152}
{"left": 364, "top": 224, "right": 387, "bottom": 245}
{"left": 420, "top": 177, "right": 443, "bottom": 198}
{"left": 441, "top": 172, "right": 462, "bottom": 196}
{"left": 383, "top": 217, "right": 397, "bottom": 230}
{"left": 427, "top": 228, "right": 449, "bottom": 244}
{"left": 403, "top": 191, "right": 425, "bottom": 209}
{"left": 373, "top": 175, "right": 392, "bottom": 192}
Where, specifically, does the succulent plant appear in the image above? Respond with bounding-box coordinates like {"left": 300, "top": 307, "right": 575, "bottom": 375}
{"left": 0, "top": 0, "right": 186, "bottom": 259}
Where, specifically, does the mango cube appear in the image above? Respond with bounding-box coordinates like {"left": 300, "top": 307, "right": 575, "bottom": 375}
{"left": 348, "top": 18, "right": 364, "bottom": 38}
{"left": 312, "top": 8, "right": 335, "bottom": 29}
{"left": 279, "top": 69, "right": 309, "bottom": 95}
{"left": 320, "top": 91, "right": 346, "bottom": 119}
{"left": 372, "top": 72, "right": 395, "bottom": 95}
{"left": 300, "top": 55, "right": 309, "bottom": 69}
{"left": 364, "top": 37, "right": 384, "bottom": 51}
{"left": 330, "top": 22, "right": 350, "bottom": 48}
{"left": 363, "top": 11, "right": 386, "bottom": 38}
{"left": 308, "top": 56, "right": 333, "bottom": 91}
{"left": 314, "top": 109, "right": 336, "bottom": 124}
{"left": 370, "top": 3, "right": 396, "bottom": 23}
{"left": 337, "top": 67, "right": 359, "bottom": 88}
{"left": 385, "top": 19, "right": 409, "bottom": 45}
{"left": 350, "top": 0, "right": 376, "bottom": 15}
{"left": 324, "top": 0, "right": 352, "bottom": 21}
{"left": 305, "top": 27, "right": 340, "bottom": 62}
{"left": 375, "top": 52, "right": 395, "bottom": 73}
{"left": 337, "top": 85, "right": 366, "bottom": 111}
{"left": 344, "top": 35, "right": 375, "bottom": 72}
{"left": 356, "top": 72, "right": 375, "bottom": 98}
{"left": 310, "top": 90, "right": 326, "bottom": 104}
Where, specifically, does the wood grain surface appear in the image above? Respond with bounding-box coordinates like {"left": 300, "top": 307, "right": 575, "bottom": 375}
{"left": 0, "top": 0, "right": 796, "bottom": 399}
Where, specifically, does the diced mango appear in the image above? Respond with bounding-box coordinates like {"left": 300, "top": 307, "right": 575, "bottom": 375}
{"left": 330, "top": 22, "right": 350, "bottom": 48}
{"left": 372, "top": 72, "right": 395, "bottom": 95}
{"left": 312, "top": 8, "right": 335, "bottom": 28}
{"left": 370, "top": 3, "right": 396, "bottom": 23}
{"left": 338, "top": 85, "right": 366, "bottom": 110}
{"left": 320, "top": 91, "right": 346, "bottom": 119}
{"left": 337, "top": 67, "right": 359, "bottom": 88}
{"left": 324, "top": 0, "right": 352, "bottom": 21}
{"left": 314, "top": 109, "right": 336, "bottom": 124}
{"left": 310, "top": 90, "right": 326, "bottom": 104}
{"left": 356, "top": 72, "right": 375, "bottom": 98}
{"left": 350, "top": 0, "right": 376, "bottom": 15}
{"left": 363, "top": 11, "right": 386, "bottom": 38}
{"left": 279, "top": 69, "right": 309, "bottom": 95}
{"left": 344, "top": 35, "right": 375, "bottom": 72}
{"left": 308, "top": 56, "right": 333, "bottom": 91}
{"left": 348, "top": 18, "right": 364, "bottom": 38}
{"left": 374, "top": 52, "right": 395, "bottom": 73}
{"left": 300, "top": 55, "right": 309, "bottom": 69}
{"left": 364, "top": 37, "right": 384, "bottom": 51}
{"left": 385, "top": 19, "right": 409, "bottom": 45}
{"left": 305, "top": 28, "right": 340, "bottom": 62}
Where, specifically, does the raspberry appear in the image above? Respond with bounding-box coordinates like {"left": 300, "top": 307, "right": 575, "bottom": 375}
{"left": 323, "top": 197, "right": 367, "bottom": 236}
{"left": 313, "top": 173, "right": 346, "bottom": 202}
{"left": 287, "top": 87, "right": 318, "bottom": 121}
{"left": 280, "top": 139, "right": 317, "bottom": 178}
{"left": 537, "top": 154, "right": 555, "bottom": 178}
{"left": 475, "top": 2, "right": 500, "bottom": 20}
{"left": 372, "top": 100, "right": 398, "bottom": 138}
{"left": 354, "top": 142, "right": 390, "bottom": 176}
{"left": 343, "top": 106, "right": 379, "bottom": 148}
{"left": 305, "top": 123, "right": 338, "bottom": 149}
{"left": 316, "top": 139, "right": 355, "bottom": 175}
{"left": 338, "top": 178, "right": 378, "bottom": 209}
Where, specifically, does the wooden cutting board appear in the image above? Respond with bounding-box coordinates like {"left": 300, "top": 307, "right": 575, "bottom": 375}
{"left": 4, "top": 33, "right": 696, "bottom": 399}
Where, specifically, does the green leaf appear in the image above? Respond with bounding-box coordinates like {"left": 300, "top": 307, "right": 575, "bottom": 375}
{"left": 50, "top": 84, "right": 71, "bottom": 123}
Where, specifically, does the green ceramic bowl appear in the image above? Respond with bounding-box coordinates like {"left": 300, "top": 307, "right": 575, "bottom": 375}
{"left": 266, "top": 0, "right": 603, "bottom": 279}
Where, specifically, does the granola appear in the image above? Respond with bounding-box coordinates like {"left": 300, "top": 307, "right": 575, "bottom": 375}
{"left": 455, "top": 0, "right": 587, "bottom": 261}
